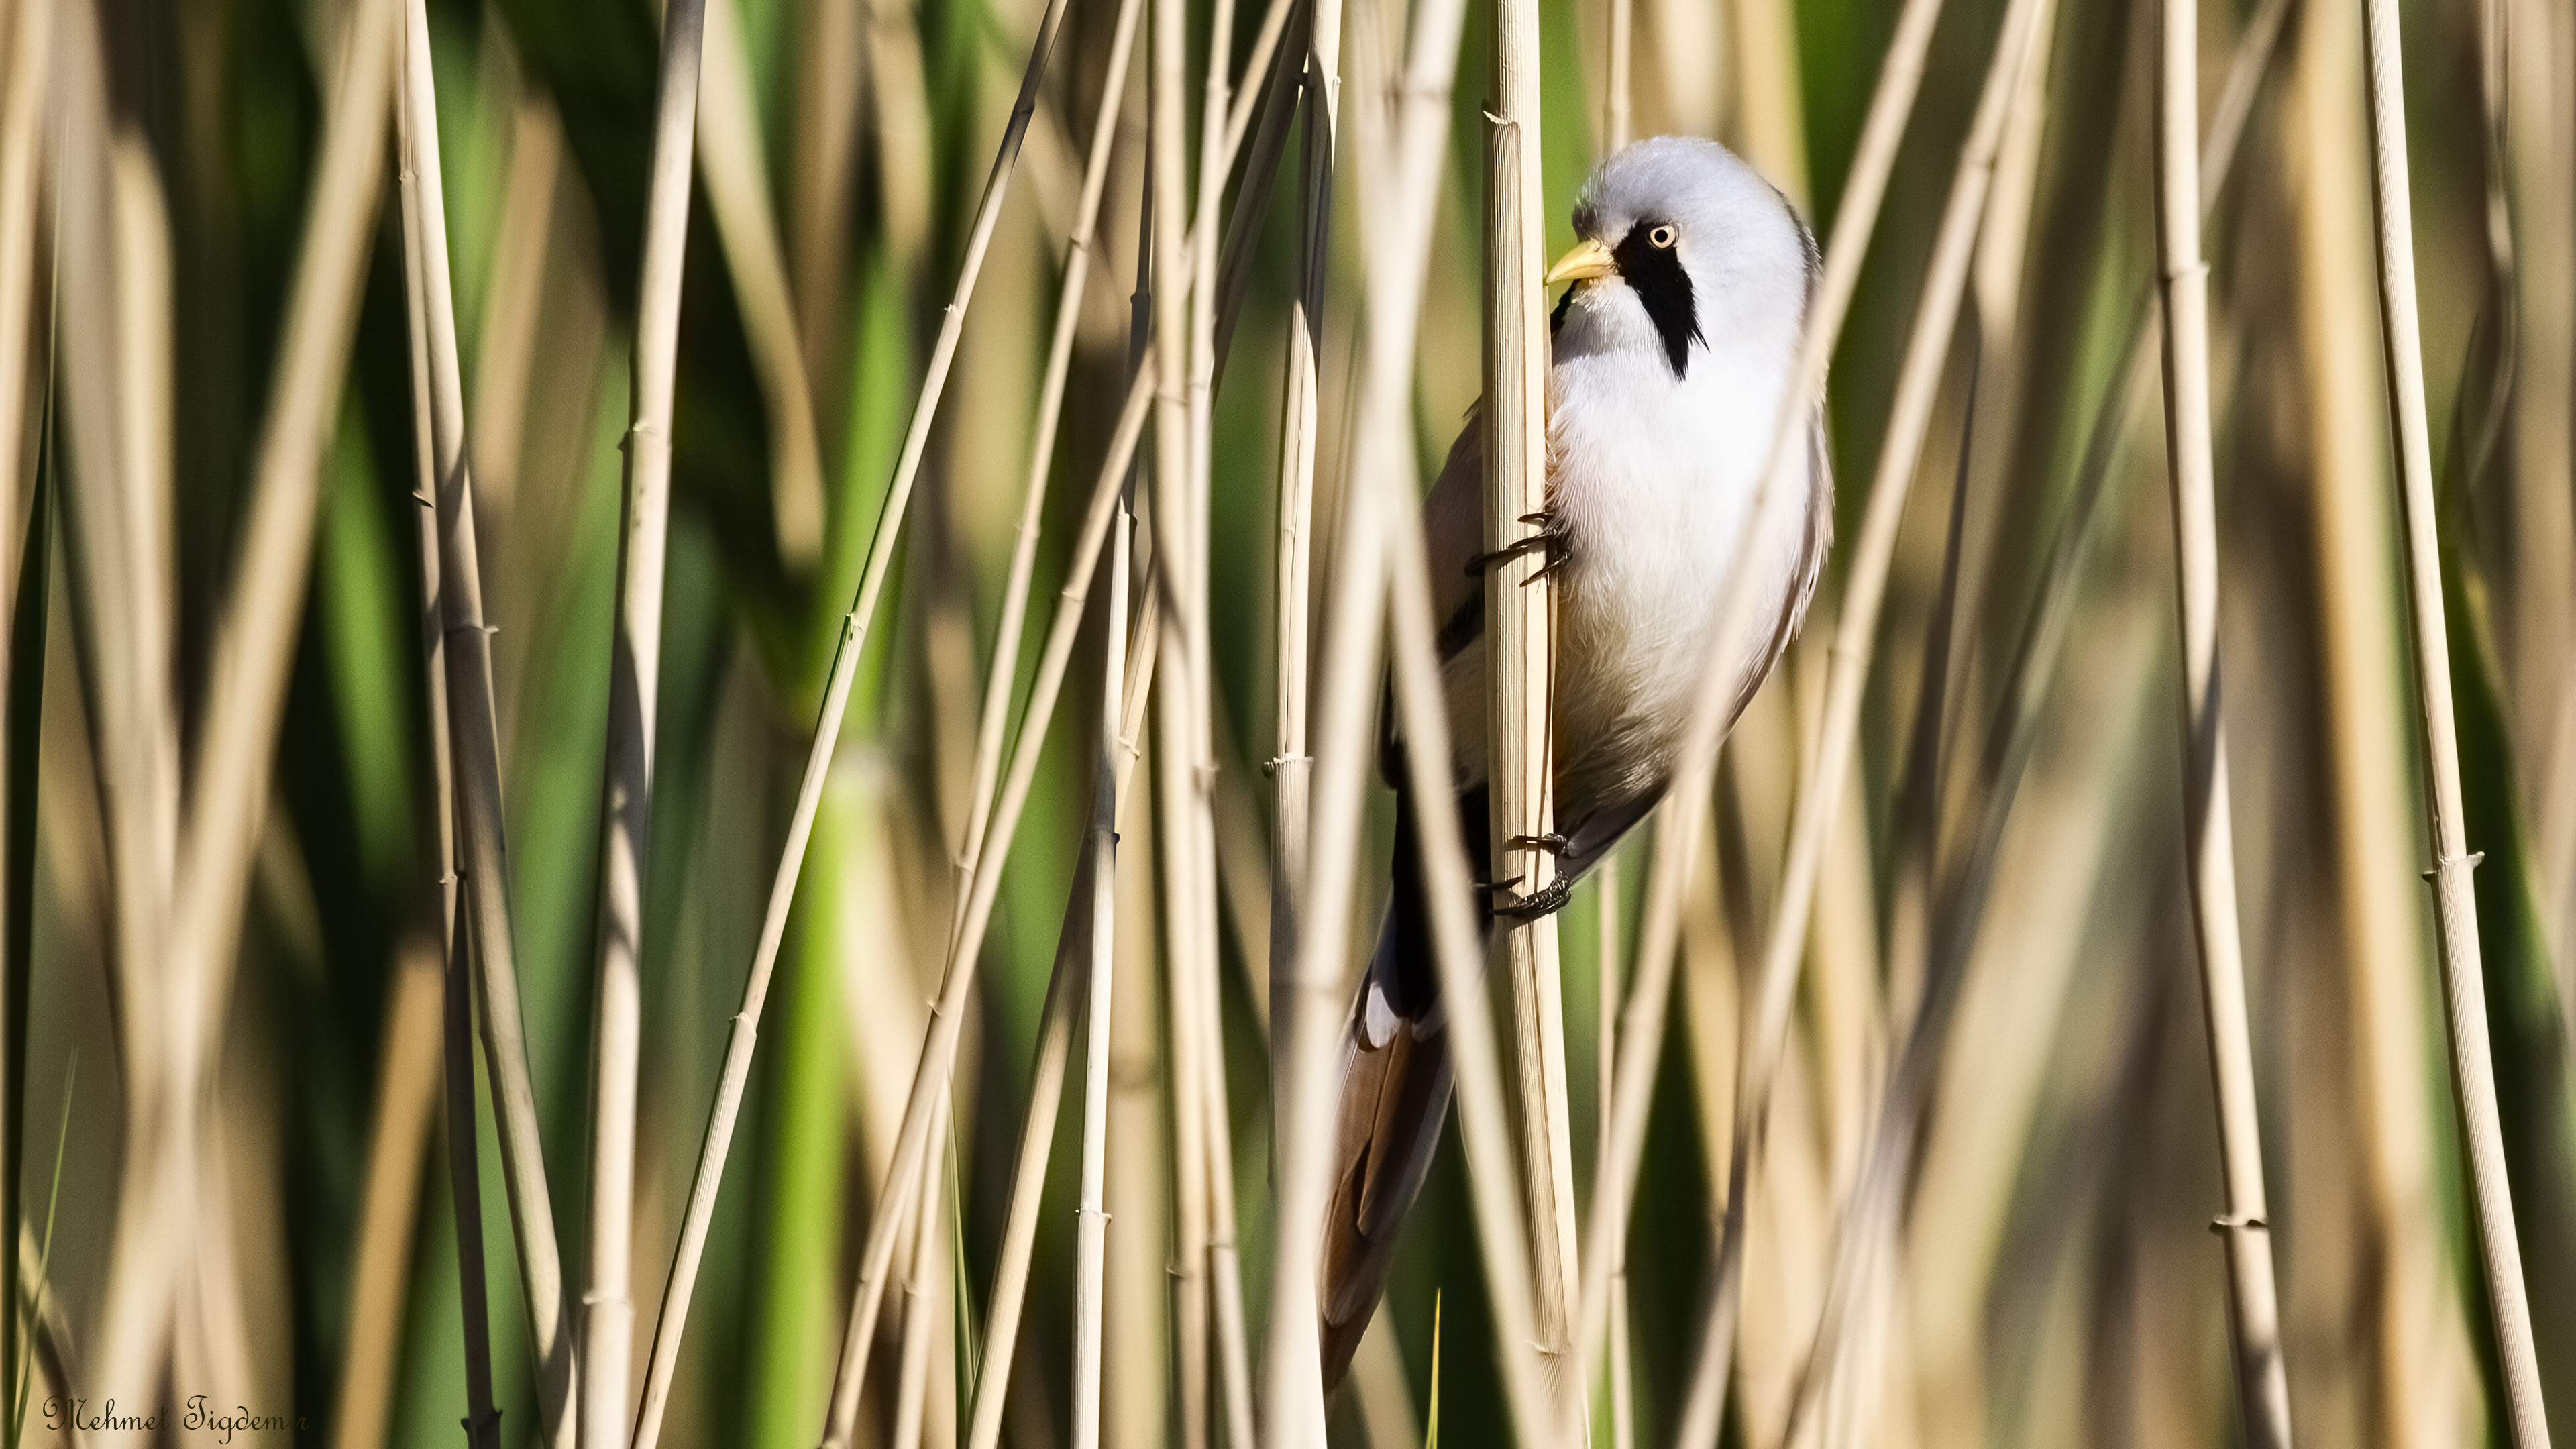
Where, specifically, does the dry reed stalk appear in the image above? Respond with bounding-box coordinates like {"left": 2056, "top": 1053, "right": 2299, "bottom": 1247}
{"left": 395, "top": 57, "right": 502, "bottom": 1440}
{"left": 2517, "top": 0, "right": 2576, "bottom": 996}
{"left": 581, "top": 1, "right": 708, "bottom": 1442}
{"left": 2357, "top": 0, "right": 2552, "bottom": 1436}
{"left": 0, "top": 0, "right": 44, "bottom": 575}
{"left": 951, "top": 0, "right": 1146, "bottom": 959}
{"left": 394, "top": 0, "right": 576, "bottom": 1432}
{"left": 1484, "top": 0, "right": 1585, "bottom": 1426}
{"left": 1153, "top": 633, "right": 1212, "bottom": 1449}
{"left": 2150, "top": 0, "right": 2292, "bottom": 1437}
{"left": 1597, "top": 852, "right": 1634, "bottom": 1449}
{"left": 1604, "top": 0, "right": 1632, "bottom": 152}
{"left": 1578, "top": 0, "right": 1992, "bottom": 1407}
{"left": 1260, "top": 0, "right": 1507, "bottom": 1430}
{"left": 2282, "top": 0, "right": 2459, "bottom": 1433}
{"left": 327, "top": 941, "right": 444, "bottom": 1449}
{"left": 1073, "top": 502, "right": 1132, "bottom": 1449}
{"left": 890, "top": 1090, "right": 955, "bottom": 1449}
{"left": 698, "top": 0, "right": 827, "bottom": 570}
{"left": 627, "top": 0, "right": 1077, "bottom": 1419}
{"left": 961, "top": 527, "right": 1169, "bottom": 1449}
{"left": 1141, "top": 0, "right": 1213, "bottom": 1424}
{"left": 817, "top": 370, "right": 1150, "bottom": 1448}
{"left": 1385, "top": 484, "right": 1550, "bottom": 1449}
{"left": 1726, "top": 0, "right": 1807, "bottom": 209}
{"left": 1271, "top": 0, "right": 1346, "bottom": 1065}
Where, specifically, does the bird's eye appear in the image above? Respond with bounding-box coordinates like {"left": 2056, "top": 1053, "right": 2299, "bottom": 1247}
{"left": 1649, "top": 223, "right": 1678, "bottom": 249}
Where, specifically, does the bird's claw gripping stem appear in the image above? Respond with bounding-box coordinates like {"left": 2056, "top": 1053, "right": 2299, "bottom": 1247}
{"left": 1491, "top": 878, "right": 1575, "bottom": 922}
{"left": 1467, "top": 511, "right": 1566, "bottom": 581}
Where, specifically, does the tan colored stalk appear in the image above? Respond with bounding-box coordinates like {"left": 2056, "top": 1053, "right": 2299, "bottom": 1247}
{"left": 395, "top": 50, "right": 502, "bottom": 1440}
{"left": 1605, "top": 0, "right": 1633, "bottom": 151}
{"left": 84, "top": 0, "right": 394, "bottom": 1418}
{"left": 961, "top": 578, "right": 1165, "bottom": 1449}
{"left": 789, "top": 0, "right": 863, "bottom": 378}
{"left": 951, "top": 0, "right": 1145, "bottom": 956}
{"left": 396, "top": 0, "right": 576, "bottom": 1434}
{"left": 818, "top": 371, "right": 1151, "bottom": 1448}
{"left": 697, "top": 0, "right": 826, "bottom": 569}
{"left": 1271, "top": 0, "right": 1347, "bottom": 1071}
{"left": 329, "top": 941, "right": 444, "bottom": 1449}
{"left": 1484, "top": 0, "right": 1585, "bottom": 1427}
{"left": 627, "top": 1, "right": 1077, "bottom": 1423}
{"left": 1607, "top": 0, "right": 2029, "bottom": 1423}
{"left": 1261, "top": 0, "right": 1499, "bottom": 1431}
{"left": 1142, "top": 0, "right": 1214, "bottom": 1428}
{"left": 1385, "top": 461, "right": 1550, "bottom": 1449}
{"left": 0, "top": 0, "right": 46, "bottom": 558}
{"left": 2358, "top": 0, "right": 2552, "bottom": 1436}
{"left": 2151, "top": 0, "right": 2293, "bottom": 1436}
{"left": 582, "top": 1, "right": 708, "bottom": 1442}
{"left": 1729, "top": 0, "right": 1809, "bottom": 209}
{"left": 1072, "top": 502, "right": 1130, "bottom": 1449}
{"left": 890, "top": 1091, "right": 954, "bottom": 1449}
{"left": 1597, "top": 853, "right": 1633, "bottom": 1449}
{"left": 2284, "top": 0, "right": 2457, "bottom": 1432}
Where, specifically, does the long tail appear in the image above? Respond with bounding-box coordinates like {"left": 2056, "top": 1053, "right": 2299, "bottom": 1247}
{"left": 1317, "top": 783, "right": 1486, "bottom": 1390}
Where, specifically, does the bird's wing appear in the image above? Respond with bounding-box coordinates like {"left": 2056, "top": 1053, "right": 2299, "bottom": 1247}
{"left": 1381, "top": 408, "right": 1489, "bottom": 788}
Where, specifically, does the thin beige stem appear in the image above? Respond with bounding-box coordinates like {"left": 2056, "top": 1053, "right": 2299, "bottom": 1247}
{"left": 960, "top": 578, "right": 1163, "bottom": 1449}
{"left": 1261, "top": 0, "right": 1485, "bottom": 1430}
{"left": 1605, "top": 0, "right": 1632, "bottom": 152}
{"left": 1597, "top": 853, "right": 1633, "bottom": 1449}
{"left": 394, "top": 4, "right": 575, "bottom": 1438}
{"left": 1484, "top": 0, "right": 1583, "bottom": 1427}
{"left": 951, "top": 0, "right": 1146, "bottom": 951}
{"left": 818, "top": 370, "right": 1150, "bottom": 1449}
{"left": 1574, "top": 0, "right": 1963, "bottom": 1401}
{"left": 0, "top": 0, "right": 46, "bottom": 578}
{"left": 2357, "top": 0, "right": 2552, "bottom": 1438}
{"left": 2151, "top": 0, "right": 2292, "bottom": 1439}
{"left": 627, "top": 2, "right": 1077, "bottom": 1425}
{"left": 890, "top": 1091, "right": 953, "bottom": 1449}
{"left": 1073, "top": 503, "right": 1131, "bottom": 1449}
{"left": 1271, "top": 0, "right": 1346, "bottom": 1098}
{"left": 582, "top": 1, "right": 708, "bottom": 1443}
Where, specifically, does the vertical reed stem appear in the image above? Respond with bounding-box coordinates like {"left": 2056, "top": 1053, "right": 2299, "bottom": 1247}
{"left": 584, "top": 1, "right": 707, "bottom": 1444}
{"left": 1484, "top": 0, "right": 1583, "bottom": 1428}
{"left": 1271, "top": 0, "right": 1344, "bottom": 1087}
{"left": 2153, "top": 0, "right": 2294, "bottom": 1440}
{"left": 2357, "top": 0, "right": 2553, "bottom": 1438}
{"left": 1073, "top": 505, "right": 1131, "bottom": 1449}
{"left": 394, "top": 0, "right": 575, "bottom": 1434}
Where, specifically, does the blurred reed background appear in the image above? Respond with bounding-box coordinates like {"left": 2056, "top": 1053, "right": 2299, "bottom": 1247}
{"left": 0, "top": 0, "right": 2570, "bottom": 1441}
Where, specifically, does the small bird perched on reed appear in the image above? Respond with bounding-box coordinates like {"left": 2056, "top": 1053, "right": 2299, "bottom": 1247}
{"left": 1319, "top": 136, "right": 1833, "bottom": 1387}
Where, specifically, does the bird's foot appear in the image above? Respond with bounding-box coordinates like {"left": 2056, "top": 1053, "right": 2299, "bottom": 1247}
{"left": 1507, "top": 833, "right": 1567, "bottom": 854}
{"left": 1466, "top": 512, "right": 1567, "bottom": 580}
{"left": 1491, "top": 877, "right": 1576, "bottom": 922}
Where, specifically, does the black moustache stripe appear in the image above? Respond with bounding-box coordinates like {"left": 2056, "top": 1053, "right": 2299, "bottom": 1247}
{"left": 1613, "top": 220, "right": 1701, "bottom": 378}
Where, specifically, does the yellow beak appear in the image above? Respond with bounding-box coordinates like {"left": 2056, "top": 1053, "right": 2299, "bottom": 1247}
{"left": 1544, "top": 237, "right": 1618, "bottom": 285}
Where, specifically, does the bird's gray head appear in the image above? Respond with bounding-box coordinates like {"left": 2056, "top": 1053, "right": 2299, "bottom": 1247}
{"left": 1546, "top": 137, "right": 1815, "bottom": 381}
